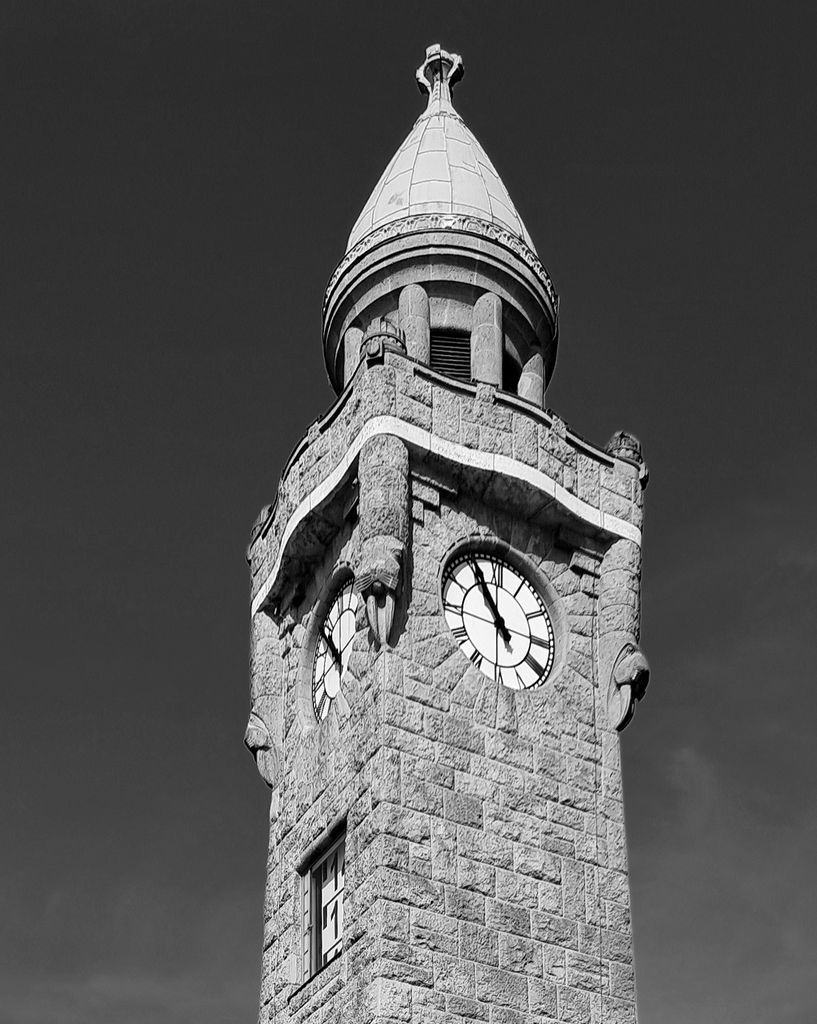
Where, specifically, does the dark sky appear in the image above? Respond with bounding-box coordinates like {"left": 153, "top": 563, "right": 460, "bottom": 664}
{"left": 3, "top": 2, "right": 817, "bottom": 1022}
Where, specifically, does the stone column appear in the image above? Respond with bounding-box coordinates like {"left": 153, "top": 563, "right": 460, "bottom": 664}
{"left": 470, "top": 291, "right": 502, "bottom": 387}
{"left": 356, "top": 434, "right": 409, "bottom": 647}
{"left": 518, "top": 351, "right": 544, "bottom": 407}
{"left": 398, "top": 284, "right": 430, "bottom": 363}
{"left": 343, "top": 326, "right": 363, "bottom": 388}
{"left": 598, "top": 538, "right": 649, "bottom": 730}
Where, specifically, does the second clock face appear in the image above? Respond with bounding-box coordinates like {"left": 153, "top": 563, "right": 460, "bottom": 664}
{"left": 442, "top": 551, "right": 555, "bottom": 690}
{"left": 312, "top": 581, "right": 359, "bottom": 721}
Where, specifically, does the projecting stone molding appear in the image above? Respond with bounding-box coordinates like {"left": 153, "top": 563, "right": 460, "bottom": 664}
{"left": 249, "top": 353, "right": 645, "bottom": 617}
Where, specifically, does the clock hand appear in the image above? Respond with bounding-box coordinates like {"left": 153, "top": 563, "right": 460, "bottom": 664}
{"left": 461, "top": 607, "right": 534, "bottom": 642}
{"left": 471, "top": 561, "right": 512, "bottom": 643}
{"left": 323, "top": 629, "right": 343, "bottom": 668}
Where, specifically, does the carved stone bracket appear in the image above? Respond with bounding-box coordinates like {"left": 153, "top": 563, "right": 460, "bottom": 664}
{"left": 357, "top": 535, "right": 403, "bottom": 647}
{"left": 244, "top": 711, "right": 281, "bottom": 788}
{"left": 606, "top": 641, "right": 650, "bottom": 732}
{"left": 356, "top": 434, "right": 410, "bottom": 647}
{"left": 246, "top": 614, "right": 284, "bottom": 788}
{"left": 598, "top": 538, "right": 650, "bottom": 731}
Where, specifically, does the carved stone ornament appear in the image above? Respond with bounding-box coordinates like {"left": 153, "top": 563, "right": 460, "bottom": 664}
{"left": 361, "top": 317, "right": 406, "bottom": 363}
{"left": 606, "top": 430, "right": 649, "bottom": 486}
{"left": 357, "top": 536, "right": 404, "bottom": 648}
{"left": 243, "top": 711, "right": 280, "bottom": 788}
{"left": 605, "top": 430, "right": 643, "bottom": 465}
{"left": 606, "top": 642, "right": 650, "bottom": 732}
{"left": 357, "top": 433, "right": 409, "bottom": 648}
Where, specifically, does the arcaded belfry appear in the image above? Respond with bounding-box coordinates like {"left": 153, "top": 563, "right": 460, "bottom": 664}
{"left": 245, "top": 44, "right": 650, "bottom": 1024}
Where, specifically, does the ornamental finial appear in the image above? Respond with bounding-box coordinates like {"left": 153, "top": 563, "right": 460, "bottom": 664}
{"left": 416, "top": 44, "right": 463, "bottom": 112}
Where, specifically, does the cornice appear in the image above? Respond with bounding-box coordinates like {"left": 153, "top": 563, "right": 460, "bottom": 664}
{"left": 322, "top": 213, "right": 559, "bottom": 320}
{"left": 250, "top": 414, "right": 641, "bottom": 617}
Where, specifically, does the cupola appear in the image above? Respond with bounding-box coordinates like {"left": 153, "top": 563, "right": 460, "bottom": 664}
{"left": 322, "top": 44, "right": 559, "bottom": 405}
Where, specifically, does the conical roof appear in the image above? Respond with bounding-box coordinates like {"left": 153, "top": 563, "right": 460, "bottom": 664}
{"left": 346, "top": 46, "right": 536, "bottom": 255}
{"left": 323, "top": 45, "right": 558, "bottom": 395}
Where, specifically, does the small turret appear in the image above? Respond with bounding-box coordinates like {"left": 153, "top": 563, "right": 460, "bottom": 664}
{"left": 323, "top": 44, "right": 558, "bottom": 405}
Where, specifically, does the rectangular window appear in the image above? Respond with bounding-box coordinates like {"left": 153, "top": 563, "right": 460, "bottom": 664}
{"left": 300, "top": 831, "right": 345, "bottom": 981}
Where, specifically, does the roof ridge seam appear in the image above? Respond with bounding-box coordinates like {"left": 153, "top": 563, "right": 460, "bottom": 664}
{"left": 442, "top": 111, "right": 452, "bottom": 197}
{"left": 368, "top": 123, "right": 422, "bottom": 237}
{"left": 407, "top": 118, "right": 427, "bottom": 213}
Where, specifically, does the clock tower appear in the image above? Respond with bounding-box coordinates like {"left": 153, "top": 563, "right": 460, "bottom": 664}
{"left": 245, "top": 45, "right": 649, "bottom": 1024}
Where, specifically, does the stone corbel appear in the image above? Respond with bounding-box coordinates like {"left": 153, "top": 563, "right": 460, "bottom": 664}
{"left": 356, "top": 434, "right": 409, "bottom": 647}
{"left": 244, "top": 711, "right": 281, "bottom": 788}
{"left": 599, "top": 538, "right": 650, "bottom": 730}
{"left": 357, "top": 535, "right": 404, "bottom": 648}
{"left": 606, "top": 641, "right": 650, "bottom": 732}
{"left": 245, "top": 613, "right": 284, "bottom": 787}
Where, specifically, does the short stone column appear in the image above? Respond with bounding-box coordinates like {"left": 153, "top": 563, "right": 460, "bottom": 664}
{"left": 343, "top": 326, "right": 363, "bottom": 387}
{"left": 470, "top": 292, "right": 502, "bottom": 387}
{"left": 398, "top": 284, "right": 430, "bottom": 363}
{"left": 518, "top": 351, "right": 544, "bottom": 407}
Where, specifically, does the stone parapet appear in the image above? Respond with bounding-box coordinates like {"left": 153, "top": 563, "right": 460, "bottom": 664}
{"left": 248, "top": 354, "right": 647, "bottom": 616}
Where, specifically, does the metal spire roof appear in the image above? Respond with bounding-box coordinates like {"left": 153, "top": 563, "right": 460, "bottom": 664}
{"left": 346, "top": 44, "right": 536, "bottom": 255}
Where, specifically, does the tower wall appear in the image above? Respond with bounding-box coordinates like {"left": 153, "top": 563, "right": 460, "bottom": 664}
{"left": 247, "top": 354, "right": 646, "bottom": 1024}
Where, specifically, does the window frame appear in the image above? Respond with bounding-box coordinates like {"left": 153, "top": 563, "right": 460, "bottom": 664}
{"left": 299, "top": 828, "right": 346, "bottom": 982}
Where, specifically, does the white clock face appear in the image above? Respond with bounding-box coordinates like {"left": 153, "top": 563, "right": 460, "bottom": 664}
{"left": 442, "top": 551, "right": 555, "bottom": 690}
{"left": 312, "top": 581, "right": 359, "bottom": 721}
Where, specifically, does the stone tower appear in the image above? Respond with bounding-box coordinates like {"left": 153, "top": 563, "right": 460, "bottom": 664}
{"left": 245, "top": 45, "right": 649, "bottom": 1024}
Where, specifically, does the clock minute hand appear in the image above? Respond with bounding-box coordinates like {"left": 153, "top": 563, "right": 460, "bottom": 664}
{"left": 323, "top": 629, "right": 343, "bottom": 668}
{"left": 471, "top": 562, "right": 512, "bottom": 643}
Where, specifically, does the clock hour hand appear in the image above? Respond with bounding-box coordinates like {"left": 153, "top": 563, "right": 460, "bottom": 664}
{"left": 471, "top": 561, "right": 512, "bottom": 643}
{"left": 323, "top": 629, "right": 343, "bottom": 668}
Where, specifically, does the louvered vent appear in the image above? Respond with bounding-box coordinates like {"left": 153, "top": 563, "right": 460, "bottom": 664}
{"left": 430, "top": 332, "right": 471, "bottom": 383}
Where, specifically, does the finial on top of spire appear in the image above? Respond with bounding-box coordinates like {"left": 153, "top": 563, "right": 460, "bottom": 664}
{"left": 416, "top": 44, "right": 463, "bottom": 113}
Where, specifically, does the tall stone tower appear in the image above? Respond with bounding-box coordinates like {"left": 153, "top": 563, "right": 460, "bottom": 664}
{"left": 245, "top": 45, "right": 649, "bottom": 1024}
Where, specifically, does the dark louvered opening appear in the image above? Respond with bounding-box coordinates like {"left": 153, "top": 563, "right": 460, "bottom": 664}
{"left": 430, "top": 332, "right": 471, "bottom": 383}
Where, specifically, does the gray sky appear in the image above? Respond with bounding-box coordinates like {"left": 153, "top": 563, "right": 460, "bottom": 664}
{"left": 3, "top": 2, "right": 817, "bottom": 1021}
